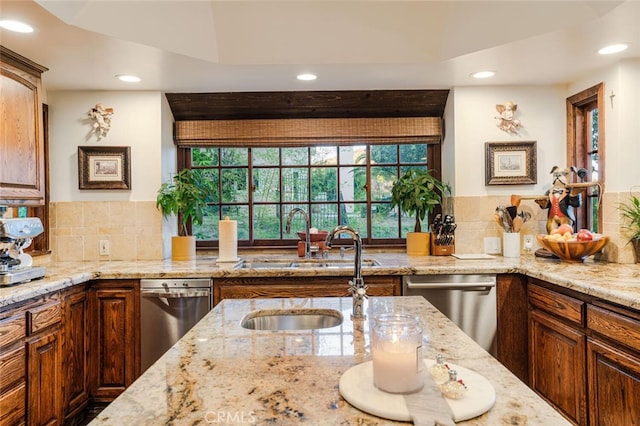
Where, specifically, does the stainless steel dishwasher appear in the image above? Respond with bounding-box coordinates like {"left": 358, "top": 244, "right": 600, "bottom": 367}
{"left": 403, "top": 274, "right": 497, "bottom": 356}
{"left": 140, "top": 278, "right": 212, "bottom": 372}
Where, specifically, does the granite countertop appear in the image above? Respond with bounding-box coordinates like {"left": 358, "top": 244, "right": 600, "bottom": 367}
{"left": 89, "top": 296, "right": 570, "bottom": 425}
{"left": 2, "top": 252, "right": 639, "bottom": 310}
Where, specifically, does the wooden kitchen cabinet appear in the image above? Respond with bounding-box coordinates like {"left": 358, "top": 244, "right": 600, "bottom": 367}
{"left": 527, "top": 279, "right": 640, "bottom": 425}
{"left": 0, "top": 309, "right": 26, "bottom": 426}
{"left": 89, "top": 280, "right": 140, "bottom": 402}
{"left": 528, "top": 282, "right": 587, "bottom": 425}
{"left": 0, "top": 46, "right": 48, "bottom": 205}
{"left": 0, "top": 292, "right": 63, "bottom": 426}
{"left": 27, "top": 328, "right": 63, "bottom": 426}
{"left": 214, "top": 275, "right": 401, "bottom": 306}
{"left": 529, "top": 308, "right": 587, "bottom": 424}
{"left": 62, "top": 285, "right": 90, "bottom": 420}
{"left": 586, "top": 302, "right": 640, "bottom": 426}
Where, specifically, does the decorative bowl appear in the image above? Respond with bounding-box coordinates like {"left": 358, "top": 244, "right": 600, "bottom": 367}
{"left": 297, "top": 230, "right": 329, "bottom": 242}
{"left": 536, "top": 234, "right": 609, "bottom": 262}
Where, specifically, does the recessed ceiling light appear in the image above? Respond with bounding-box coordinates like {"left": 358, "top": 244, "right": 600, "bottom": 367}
{"left": 598, "top": 43, "right": 629, "bottom": 55}
{"left": 116, "top": 74, "right": 141, "bottom": 83}
{"left": 0, "top": 19, "right": 34, "bottom": 33}
{"left": 471, "top": 71, "right": 495, "bottom": 79}
{"left": 297, "top": 73, "right": 317, "bottom": 81}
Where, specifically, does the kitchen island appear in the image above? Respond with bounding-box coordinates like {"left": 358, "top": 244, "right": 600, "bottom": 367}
{"left": 89, "top": 296, "right": 569, "bottom": 425}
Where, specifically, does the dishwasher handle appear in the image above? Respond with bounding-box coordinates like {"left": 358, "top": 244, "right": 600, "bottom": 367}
{"left": 141, "top": 289, "right": 210, "bottom": 299}
{"left": 404, "top": 277, "right": 496, "bottom": 291}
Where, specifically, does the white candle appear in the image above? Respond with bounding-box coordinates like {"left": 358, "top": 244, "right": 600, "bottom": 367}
{"left": 218, "top": 216, "right": 237, "bottom": 262}
{"left": 371, "top": 314, "right": 423, "bottom": 394}
{"left": 372, "top": 338, "right": 423, "bottom": 393}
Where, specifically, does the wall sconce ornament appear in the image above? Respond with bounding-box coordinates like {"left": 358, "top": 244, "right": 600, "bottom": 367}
{"left": 88, "top": 103, "right": 114, "bottom": 140}
{"left": 495, "top": 101, "right": 522, "bottom": 134}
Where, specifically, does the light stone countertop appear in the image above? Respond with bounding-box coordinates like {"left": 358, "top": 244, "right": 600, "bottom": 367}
{"left": 1, "top": 252, "right": 638, "bottom": 310}
{"left": 89, "top": 296, "right": 570, "bottom": 425}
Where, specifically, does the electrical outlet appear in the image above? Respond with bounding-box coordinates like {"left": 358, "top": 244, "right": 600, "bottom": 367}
{"left": 523, "top": 234, "right": 534, "bottom": 252}
{"left": 99, "top": 240, "right": 110, "bottom": 256}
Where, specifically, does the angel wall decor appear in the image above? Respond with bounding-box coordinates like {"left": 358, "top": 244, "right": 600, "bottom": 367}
{"left": 495, "top": 101, "right": 522, "bottom": 134}
{"left": 88, "top": 103, "right": 114, "bottom": 140}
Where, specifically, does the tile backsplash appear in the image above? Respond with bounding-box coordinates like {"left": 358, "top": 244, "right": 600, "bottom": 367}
{"left": 50, "top": 201, "right": 163, "bottom": 261}
{"left": 452, "top": 192, "right": 636, "bottom": 264}
{"left": 48, "top": 192, "right": 636, "bottom": 263}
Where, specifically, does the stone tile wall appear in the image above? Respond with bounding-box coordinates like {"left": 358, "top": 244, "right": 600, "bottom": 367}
{"left": 50, "top": 201, "right": 163, "bottom": 261}
{"left": 452, "top": 192, "right": 637, "bottom": 264}
{"left": 47, "top": 192, "right": 637, "bottom": 263}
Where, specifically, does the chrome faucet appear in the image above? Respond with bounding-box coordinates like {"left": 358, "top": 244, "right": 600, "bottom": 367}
{"left": 325, "top": 225, "right": 367, "bottom": 319}
{"left": 285, "top": 208, "right": 311, "bottom": 258}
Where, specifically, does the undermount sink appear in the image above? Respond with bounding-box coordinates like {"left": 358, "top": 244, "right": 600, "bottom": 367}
{"left": 236, "top": 258, "right": 380, "bottom": 269}
{"left": 240, "top": 308, "right": 344, "bottom": 330}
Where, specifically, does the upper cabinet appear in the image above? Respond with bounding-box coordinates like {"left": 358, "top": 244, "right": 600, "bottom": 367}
{"left": 0, "top": 46, "right": 48, "bottom": 205}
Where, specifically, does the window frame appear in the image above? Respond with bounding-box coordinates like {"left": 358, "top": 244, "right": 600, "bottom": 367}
{"left": 566, "top": 83, "right": 605, "bottom": 233}
{"left": 178, "top": 143, "right": 442, "bottom": 250}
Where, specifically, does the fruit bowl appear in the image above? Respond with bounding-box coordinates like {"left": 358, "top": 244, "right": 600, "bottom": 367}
{"left": 536, "top": 234, "right": 609, "bottom": 262}
{"left": 297, "top": 230, "right": 329, "bottom": 242}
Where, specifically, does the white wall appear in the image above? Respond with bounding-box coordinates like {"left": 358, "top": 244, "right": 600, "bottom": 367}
{"left": 47, "top": 91, "right": 163, "bottom": 202}
{"left": 449, "top": 85, "right": 567, "bottom": 197}
{"left": 441, "top": 89, "right": 455, "bottom": 194}
{"left": 160, "top": 93, "right": 178, "bottom": 257}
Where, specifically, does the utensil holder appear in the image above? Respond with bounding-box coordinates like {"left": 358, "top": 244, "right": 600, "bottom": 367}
{"left": 430, "top": 232, "right": 455, "bottom": 256}
{"left": 503, "top": 232, "right": 521, "bottom": 258}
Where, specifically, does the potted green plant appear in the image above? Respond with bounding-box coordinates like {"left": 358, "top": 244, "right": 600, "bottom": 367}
{"left": 390, "top": 168, "right": 445, "bottom": 255}
{"left": 617, "top": 193, "right": 640, "bottom": 263}
{"left": 156, "top": 168, "right": 215, "bottom": 260}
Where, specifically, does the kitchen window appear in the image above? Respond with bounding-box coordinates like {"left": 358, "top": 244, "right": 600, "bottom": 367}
{"left": 178, "top": 143, "right": 441, "bottom": 249}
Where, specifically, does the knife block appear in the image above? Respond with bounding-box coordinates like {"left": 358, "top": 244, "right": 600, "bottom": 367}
{"left": 430, "top": 232, "right": 455, "bottom": 256}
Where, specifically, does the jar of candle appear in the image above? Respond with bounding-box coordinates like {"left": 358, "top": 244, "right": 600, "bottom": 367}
{"left": 371, "top": 313, "right": 424, "bottom": 394}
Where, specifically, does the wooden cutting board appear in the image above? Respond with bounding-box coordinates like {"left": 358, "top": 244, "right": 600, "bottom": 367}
{"left": 339, "top": 359, "right": 495, "bottom": 423}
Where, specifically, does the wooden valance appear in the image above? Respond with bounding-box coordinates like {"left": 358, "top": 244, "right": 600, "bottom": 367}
{"left": 174, "top": 117, "right": 442, "bottom": 147}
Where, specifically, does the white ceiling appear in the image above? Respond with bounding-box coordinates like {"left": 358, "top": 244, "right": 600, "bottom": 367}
{"left": 1, "top": 1, "right": 639, "bottom": 92}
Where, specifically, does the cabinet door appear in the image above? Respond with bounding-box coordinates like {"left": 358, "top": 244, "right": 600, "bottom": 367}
{"left": 63, "top": 287, "right": 89, "bottom": 418}
{"left": 0, "top": 47, "right": 46, "bottom": 205}
{"left": 27, "top": 328, "right": 63, "bottom": 426}
{"left": 0, "top": 346, "right": 26, "bottom": 426}
{"left": 587, "top": 338, "right": 640, "bottom": 426}
{"left": 529, "top": 309, "right": 587, "bottom": 425}
{"left": 89, "top": 285, "right": 139, "bottom": 402}
{"left": 0, "top": 382, "right": 26, "bottom": 426}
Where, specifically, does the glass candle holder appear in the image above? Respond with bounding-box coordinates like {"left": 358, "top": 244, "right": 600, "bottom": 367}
{"left": 371, "top": 313, "right": 424, "bottom": 394}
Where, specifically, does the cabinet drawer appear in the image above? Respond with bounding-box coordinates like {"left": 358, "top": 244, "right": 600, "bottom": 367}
{"left": 0, "top": 346, "right": 25, "bottom": 392}
{"left": 587, "top": 304, "right": 640, "bottom": 352}
{"left": 0, "top": 381, "right": 26, "bottom": 426}
{"left": 528, "top": 284, "right": 584, "bottom": 326}
{"left": 0, "top": 314, "right": 26, "bottom": 349}
{"left": 28, "top": 301, "right": 62, "bottom": 335}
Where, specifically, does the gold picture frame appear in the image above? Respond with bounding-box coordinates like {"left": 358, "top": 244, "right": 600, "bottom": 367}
{"left": 78, "top": 146, "right": 131, "bottom": 190}
{"left": 485, "top": 141, "right": 537, "bottom": 185}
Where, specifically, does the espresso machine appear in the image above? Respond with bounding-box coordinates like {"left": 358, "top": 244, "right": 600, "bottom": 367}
{"left": 0, "top": 217, "right": 46, "bottom": 285}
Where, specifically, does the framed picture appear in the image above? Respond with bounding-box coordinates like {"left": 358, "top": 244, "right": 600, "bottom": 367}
{"left": 485, "top": 141, "right": 537, "bottom": 185}
{"left": 78, "top": 146, "right": 131, "bottom": 190}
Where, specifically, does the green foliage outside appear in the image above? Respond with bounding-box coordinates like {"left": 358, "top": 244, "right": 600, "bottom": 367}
{"left": 190, "top": 144, "right": 432, "bottom": 242}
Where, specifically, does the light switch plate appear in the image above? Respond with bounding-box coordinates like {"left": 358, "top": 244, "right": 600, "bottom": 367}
{"left": 484, "top": 237, "right": 501, "bottom": 254}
